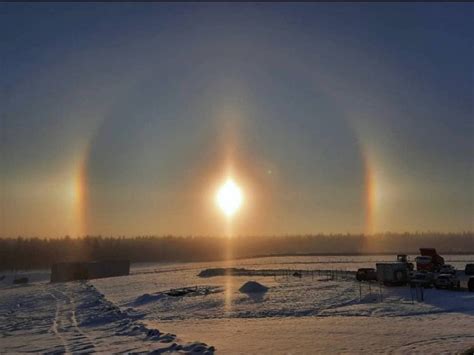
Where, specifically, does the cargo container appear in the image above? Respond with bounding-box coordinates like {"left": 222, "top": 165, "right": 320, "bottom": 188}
{"left": 51, "top": 260, "right": 130, "bottom": 283}
{"left": 376, "top": 262, "right": 409, "bottom": 286}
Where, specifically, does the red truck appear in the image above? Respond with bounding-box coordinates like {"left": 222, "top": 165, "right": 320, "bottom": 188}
{"left": 415, "top": 248, "right": 445, "bottom": 272}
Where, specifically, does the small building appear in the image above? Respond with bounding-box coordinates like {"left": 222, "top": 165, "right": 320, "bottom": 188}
{"left": 376, "top": 262, "right": 409, "bottom": 286}
{"left": 50, "top": 260, "right": 130, "bottom": 283}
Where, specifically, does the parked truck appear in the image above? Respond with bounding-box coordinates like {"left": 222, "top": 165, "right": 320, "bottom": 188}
{"left": 356, "top": 268, "right": 377, "bottom": 282}
{"left": 415, "top": 248, "right": 444, "bottom": 272}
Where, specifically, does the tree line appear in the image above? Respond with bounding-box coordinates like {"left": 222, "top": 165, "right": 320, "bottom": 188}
{"left": 0, "top": 232, "right": 473, "bottom": 271}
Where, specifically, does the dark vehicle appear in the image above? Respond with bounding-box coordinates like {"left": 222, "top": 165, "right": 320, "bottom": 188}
{"left": 439, "top": 264, "right": 456, "bottom": 275}
{"left": 13, "top": 277, "right": 29, "bottom": 284}
{"left": 465, "top": 264, "right": 474, "bottom": 276}
{"left": 410, "top": 271, "right": 434, "bottom": 288}
{"left": 356, "top": 268, "right": 377, "bottom": 282}
{"left": 468, "top": 277, "right": 474, "bottom": 292}
{"left": 434, "top": 274, "right": 460, "bottom": 290}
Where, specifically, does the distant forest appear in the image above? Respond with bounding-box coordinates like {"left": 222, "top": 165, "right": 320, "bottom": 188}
{"left": 0, "top": 233, "right": 473, "bottom": 271}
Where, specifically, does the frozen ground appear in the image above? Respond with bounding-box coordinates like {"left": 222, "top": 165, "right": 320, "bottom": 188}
{"left": 0, "top": 281, "right": 213, "bottom": 353}
{"left": 1, "top": 254, "right": 473, "bottom": 354}
{"left": 157, "top": 315, "right": 474, "bottom": 354}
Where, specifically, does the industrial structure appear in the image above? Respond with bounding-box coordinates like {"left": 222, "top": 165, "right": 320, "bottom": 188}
{"left": 50, "top": 260, "right": 130, "bottom": 283}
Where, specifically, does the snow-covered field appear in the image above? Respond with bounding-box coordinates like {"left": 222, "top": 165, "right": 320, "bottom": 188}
{"left": 1, "top": 255, "right": 473, "bottom": 354}
{"left": 0, "top": 280, "right": 213, "bottom": 353}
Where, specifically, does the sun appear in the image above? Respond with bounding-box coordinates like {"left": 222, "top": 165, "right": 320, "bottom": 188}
{"left": 216, "top": 179, "right": 243, "bottom": 217}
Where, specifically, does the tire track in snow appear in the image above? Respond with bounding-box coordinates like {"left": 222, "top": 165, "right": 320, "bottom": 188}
{"left": 49, "top": 289, "right": 71, "bottom": 354}
{"left": 2, "top": 281, "right": 214, "bottom": 353}
{"left": 386, "top": 334, "right": 474, "bottom": 354}
{"left": 48, "top": 284, "right": 96, "bottom": 353}
{"left": 66, "top": 284, "right": 97, "bottom": 352}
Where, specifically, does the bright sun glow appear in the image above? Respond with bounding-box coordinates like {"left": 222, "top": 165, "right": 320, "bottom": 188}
{"left": 216, "top": 179, "right": 243, "bottom": 217}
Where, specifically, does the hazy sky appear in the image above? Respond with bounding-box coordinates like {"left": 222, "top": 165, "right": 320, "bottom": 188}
{"left": 1, "top": 3, "right": 473, "bottom": 237}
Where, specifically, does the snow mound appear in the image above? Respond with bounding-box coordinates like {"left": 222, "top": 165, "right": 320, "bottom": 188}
{"left": 239, "top": 281, "right": 268, "bottom": 294}
{"left": 133, "top": 293, "right": 166, "bottom": 306}
{"left": 132, "top": 286, "right": 222, "bottom": 306}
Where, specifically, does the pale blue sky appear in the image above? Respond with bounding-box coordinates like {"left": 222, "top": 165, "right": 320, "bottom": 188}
{"left": 1, "top": 3, "right": 472, "bottom": 236}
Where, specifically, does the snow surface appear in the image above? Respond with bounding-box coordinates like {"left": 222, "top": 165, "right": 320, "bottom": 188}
{"left": 1, "top": 254, "right": 473, "bottom": 354}
{"left": 156, "top": 315, "right": 474, "bottom": 354}
{"left": 0, "top": 281, "right": 213, "bottom": 353}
